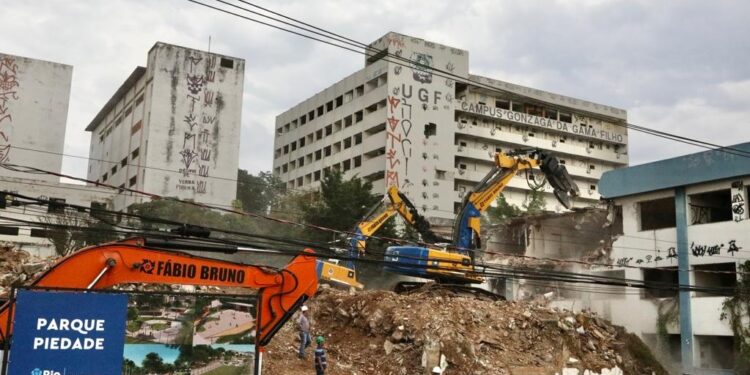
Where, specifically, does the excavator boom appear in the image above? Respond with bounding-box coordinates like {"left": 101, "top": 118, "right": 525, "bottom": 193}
{"left": 0, "top": 238, "right": 318, "bottom": 347}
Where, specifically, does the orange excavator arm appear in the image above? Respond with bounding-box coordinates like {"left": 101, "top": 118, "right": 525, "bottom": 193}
{"left": 0, "top": 238, "right": 318, "bottom": 348}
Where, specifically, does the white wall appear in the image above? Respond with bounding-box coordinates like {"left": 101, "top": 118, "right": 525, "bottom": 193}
{"left": 0, "top": 53, "right": 71, "bottom": 182}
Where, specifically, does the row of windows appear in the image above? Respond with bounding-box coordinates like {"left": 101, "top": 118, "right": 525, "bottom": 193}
{"left": 457, "top": 115, "right": 623, "bottom": 155}
{"left": 276, "top": 98, "right": 386, "bottom": 157}
{"left": 455, "top": 139, "right": 605, "bottom": 173}
{"left": 276, "top": 134, "right": 365, "bottom": 174}
{"left": 277, "top": 75, "right": 387, "bottom": 135}
{"left": 100, "top": 148, "right": 139, "bottom": 183}
{"left": 283, "top": 156, "right": 364, "bottom": 189}
{"left": 639, "top": 185, "right": 749, "bottom": 231}
{"left": 98, "top": 94, "right": 145, "bottom": 143}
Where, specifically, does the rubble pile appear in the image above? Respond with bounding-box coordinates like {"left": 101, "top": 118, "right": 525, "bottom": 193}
{"left": 0, "top": 245, "right": 54, "bottom": 297}
{"left": 264, "top": 286, "right": 666, "bottom": 375}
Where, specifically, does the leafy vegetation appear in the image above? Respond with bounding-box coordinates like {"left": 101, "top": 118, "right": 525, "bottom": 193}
{"left": 722, "top": 260, "right": 750, "bottom": 372}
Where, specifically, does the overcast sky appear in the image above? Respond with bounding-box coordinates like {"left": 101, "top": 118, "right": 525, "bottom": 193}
{"left": 4, "top": 0, "right": 749, "bottom": 177}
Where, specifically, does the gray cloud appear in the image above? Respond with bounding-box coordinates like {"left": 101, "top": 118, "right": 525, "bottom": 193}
{"left": 3, "top": 0, "right": 748, "bottom": 176}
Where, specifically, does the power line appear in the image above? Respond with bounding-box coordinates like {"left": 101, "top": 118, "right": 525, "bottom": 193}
{"left": 188, "top": 0, "right": 750, "bottom": 161}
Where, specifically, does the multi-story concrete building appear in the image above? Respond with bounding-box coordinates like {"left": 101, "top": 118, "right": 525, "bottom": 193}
{"left": 86, "top": 42, "right": 245, "bottom": 210}
{"left": 0, "top": 53, "right": 116, "bottom": 257}
{"left": 0, "top": 53, "right": 72, "bottom": 182}
{"left": 552, "top": 143, "right": 750, "bottom": 373}
{"left": 273, "top": 32, "right": 628, "bottom": 220}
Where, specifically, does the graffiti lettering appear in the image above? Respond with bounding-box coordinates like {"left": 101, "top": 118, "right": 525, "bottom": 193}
{"left": 198, "top": 165, "right": 209, "bottom": 177}
{"left": 186, "top": 94, "right": 200, "bottom": 113}
{"left": 387, "top": 96, "right": 400, "bottom": 113}
{"left": 206, "top": 70, "right": 216, "bottom": 83}
{"left": 186, "top": 74, "right": 205, "bottom": 95}
{"left": 179, "top": 149, "right": 198, "bottom": 175}
{"left": 202, "top": 114, "right": 215, "bottom": 124}
{"left": 0, "top": 56, "right": 19, "bottom": 164}
{"left": 204, "top": 90, "right": 214, "bottom": 107}
{"left": 385, "top": 170, "right": 399, "bottom": 188}
{"left": 728, "top": 240, "right": 742, "bottom": 256}
{"left": 690, "top": 242, "right": 723, "bottom": 257}
{"left": 184, "top": 114, "right": 198, "bottom": 131}
{"left": 199, "top": 129, "right": 210, "bottom": 144}
{"left": 387, "top": 116, "right": 399, "bottom": 131}
{"left": 196, "top": 181, "right": 207, "bottom": 194}
{"left": 616, "top": 257, "right": 632, "bottom": 267}
{"left": 183, "top": 133, "right": 196, "bottom": 149}
{"left": 200, "top": 148, "right": 211, "bottom": 161}
{"left": 386, "top": 130, "right": 402, "bottom": 148}
{"left": 732, "top": 180, "right": 745, "bottom": 222}
{"left": 386, "top": 148, "right": 400, "bottom": 168}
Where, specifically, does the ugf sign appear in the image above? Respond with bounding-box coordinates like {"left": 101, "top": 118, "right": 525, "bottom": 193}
{"left": 8, "top": 290, "right": 128, "bottom": 375}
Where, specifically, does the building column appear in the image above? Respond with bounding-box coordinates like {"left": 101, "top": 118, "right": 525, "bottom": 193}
{"left": 675, "top": 187, "right": 694, "bottom": 373}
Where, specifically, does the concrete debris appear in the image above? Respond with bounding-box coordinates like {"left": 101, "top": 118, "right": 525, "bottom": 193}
{"left": 0, "top": 246, "right": 57, "bottom": 297}
{"left": 263, "top": 287, "right": 667, "bottom": 375}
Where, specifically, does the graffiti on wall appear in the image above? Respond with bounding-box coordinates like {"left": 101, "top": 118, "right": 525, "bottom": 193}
{"left": 175, "top": 53, "right": 220, "bottom": 195}
{"left": 732, "top": 180, "right": 745, "bottom": 222}
{"left": 620, "top": 240, "right": 743, "bottom": 267}
{"left": 0, "top": 56, "right": 19, "bottom": 164}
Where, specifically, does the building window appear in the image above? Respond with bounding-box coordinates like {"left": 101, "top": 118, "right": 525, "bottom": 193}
{"left": 131, "top": 147, "right": 140, "bottom": 159}
{"left": 324, "top": 146, "right": 331, "bottom": 157}
{"left": 300, "top": 115, "right": 307, "bottom": 125}
{"left": 343, "top": 159, "right": 351, "bottom": 171}
{"left": 559, "top": 112, "right": 572, "bottom": 123}
{"left": 315, "top": 150, "right": 322, "bottom": 160}
{"left": 129, "top": 175, "right": 137, "bottom": 187}
{"left": 316, "top": 129, "right": 323, "bottom": 140}
{"left": 689, "top": 189, "right": 732, "bottom": 225}
{"left": 642, "top": 268, "right": 678, "bottom": 299}
{"left": 354, "top": 156, "right": 361, "bottom": 168}
{"left": 121, "top": 157, "right": 128, "bottom": 167}
{"left": 299, "top": 137, "right": 306, "bottom": 147}
{"left": 135, "top": 94, "right": 144, "bottom": 107}
{"left": 220, "top": 58, "right": 234, "bottom": 69}
{"left": 639, "top": 197, "right": 676, "bottom": 231}
{"left": 102, "top": 173, "right": 108, "bottom": 182}
{"left": 283, "top": 145, "right": 289, "bottom": 154}
{"left": 291, "top": 141, "right": 297, "bottom": 151}
{"left": 282, "top": 164, "right": 288, "bottom": 173}
{"left": 495, "top": 100, "right": 510, "bottom": 110}
{"left": 317, "top": 106, "right": 324, "bottom": 116}
{"left": 48, "top": 198, "right": 66, "bottom": 213}
{"left": 424, "top": 123, "right": 437, "bottom": 138}
{"left": 308, "top": 110, "right": 315, "bottom": 121}
{"left": 435, "top": 170, "right": 446, "bottom": 180}
{"left": 298, "top": 157, "right": 304, "bottom": 167}
{"left": 29, "top": 228, "right": 48, "bottom": 238}
{"left": 335, "top": 96, "right": 343, "bottom": 108}
{"left": 111, "top": 165, "right": 117, "bottom": 175}
{"left": 344, "top": 137, "right": 352, "bottom": 149}
{"left": 326, "top": 101, "right": 333, "bottom": 111}
{"left": 314, "top": 170, "right": 321, "bottom": 181}
{"left": 0, "top": 226, "right": 19, "bottom": 236}
{"left": 354, "top": 133, "right": 362, "bottom": 145}
{"left": 355, "top": 111, "right": 363, "bottom": 123}
{"left": 325, "top": 125, "right": 332, "bottom": 136}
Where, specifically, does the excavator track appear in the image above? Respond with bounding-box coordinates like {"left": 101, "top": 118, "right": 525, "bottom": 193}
{"left": 394, "top": 281, "right": 505, "bottom": 301}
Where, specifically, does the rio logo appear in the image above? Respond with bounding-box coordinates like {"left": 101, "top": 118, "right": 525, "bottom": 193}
{"left": 31, "top": 369, "right": 61, "bottom": 375}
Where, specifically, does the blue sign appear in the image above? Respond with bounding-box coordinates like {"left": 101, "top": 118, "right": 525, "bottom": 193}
{"left": 8, "top": 290, "right": 128, "bottom": 375}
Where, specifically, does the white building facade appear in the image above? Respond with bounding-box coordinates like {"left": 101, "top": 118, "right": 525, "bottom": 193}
{"left": 86, "top": 43, "right": 245, "bottom": 211}
{"left": 273, "top": 32, "right": 628, "bottom": 220}
{"left": 552, "top": 144, "right": 750, "bottom": 373}
{"left": 0, "top": 53, "right": 72, "bottom": 181}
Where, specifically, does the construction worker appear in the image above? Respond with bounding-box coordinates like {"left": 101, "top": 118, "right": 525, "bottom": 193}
{"left": 314, "top": 335, "right": 328, "bottom": 375}
{"left": 297, "top": 305, "right": 311, "bottom": 358}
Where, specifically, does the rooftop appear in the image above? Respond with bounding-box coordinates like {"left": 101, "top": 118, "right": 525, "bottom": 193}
{"left": 599, "top": 142, "right": 750, "bottom": 198}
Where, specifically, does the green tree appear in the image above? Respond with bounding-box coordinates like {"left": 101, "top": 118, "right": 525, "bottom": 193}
{"left": 722, "top": 260, "right": 750, "bottom": 372}
{"left": 487, "top": 194, "right": 522, "bottom": 222}
{"left": 142, "top": 352, "right": 165, "bottom": 374}
{"left": 236, "top": 169, "right": 285, "bottom": 214}
{"left": 301, "top": 171, "right": 388, "bottom": 243}
{"left": 127, "top": 307, "right": 139, "bottom": 321}
{"left": 523, "top": 185, "right": 547, "bottom": 214}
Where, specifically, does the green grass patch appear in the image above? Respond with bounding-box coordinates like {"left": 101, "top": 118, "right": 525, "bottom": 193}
{"left": 126, "top": 320, "right": 143, "bottom": 332}
{"left": 202, "top": 366, "right": 245, "bottom": 375}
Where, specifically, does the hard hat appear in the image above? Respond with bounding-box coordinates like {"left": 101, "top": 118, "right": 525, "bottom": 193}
{"left": 432, "top": 366, "right": 442, "bottom": 374}
{"left": 316, "top": 336, "right": 325, "bottom": 344}
{"left": 301, "top": 305, "right": 308, "bottom": 312}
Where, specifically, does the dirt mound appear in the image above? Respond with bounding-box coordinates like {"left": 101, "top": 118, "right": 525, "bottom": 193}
{"left": 263, "top": 286, "right": 666, "bottom": 375}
